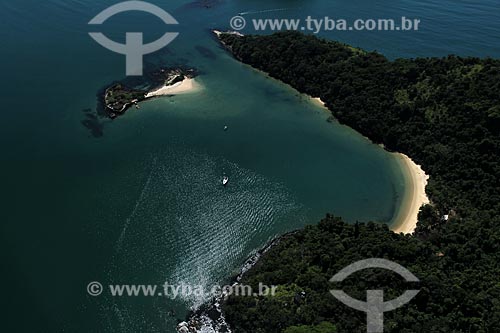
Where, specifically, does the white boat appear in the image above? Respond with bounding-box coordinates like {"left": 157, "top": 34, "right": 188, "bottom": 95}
{"left": 222, "top": 176, "right": 229, "bottom": 186}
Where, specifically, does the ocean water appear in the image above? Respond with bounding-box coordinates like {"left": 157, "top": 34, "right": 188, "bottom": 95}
{"left": 1, "top": 0, "right": 499, "bottom": 332}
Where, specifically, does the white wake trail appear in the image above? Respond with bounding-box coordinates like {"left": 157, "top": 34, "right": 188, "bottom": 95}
{"left": 115, "top": 156, "right": 157, "bottom": 252}
{"left": 239, "top": 8, "right": 292, "bottom": 16}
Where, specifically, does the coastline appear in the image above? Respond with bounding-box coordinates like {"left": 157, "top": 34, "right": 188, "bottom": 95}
{"left": 214, "top": 30, "right": 431, "bottom": 235}
{"left": 102, "top": 68, "right": 200, "bottom": 118}
{"left": 145, "top": 77, "right": 201, "bottom": 98}
{"left": 178, "top": 232, "right": 297, "bottom": 333}
{"left": 311, "top": 96, "right": 327, "bottom": 108}
{"left": 391, "top": 153, "right": 430, "bottom": 234}
{"left": 176, "top": 31, "right": 436, "bottom": 333}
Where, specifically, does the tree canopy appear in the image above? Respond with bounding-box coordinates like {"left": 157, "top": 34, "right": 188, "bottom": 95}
{"left": 218, "top": 31, "right": 500, "bottom": 333}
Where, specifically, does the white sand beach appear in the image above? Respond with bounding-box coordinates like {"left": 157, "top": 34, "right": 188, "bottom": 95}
{"left": 145, "top": 78, "right": 201, "bottom": 98}
{"left": 391, "top": 153, "right": 430, "bottom": 234}
{"left": 310, "top": 97, "right": 327, "bottom": 108}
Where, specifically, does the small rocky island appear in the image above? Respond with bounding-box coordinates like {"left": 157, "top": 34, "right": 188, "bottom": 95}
{"left": 104, "top": 84, "right": 145, "bottom": 117}
{"left": 103, "top": 68, "right": 198, "bottom": 119}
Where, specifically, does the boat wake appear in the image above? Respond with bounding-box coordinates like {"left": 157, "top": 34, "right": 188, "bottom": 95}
{"left": 98, "top": 147, "right": 306, "bottom": 332}
{"left": 115, "top": 156, "right": 157, "bottom": 252}
{"left": 238, "top": 8, "right": 292, "bottom": 16}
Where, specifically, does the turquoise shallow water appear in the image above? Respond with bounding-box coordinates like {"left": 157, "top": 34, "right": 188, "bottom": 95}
{"left": 1, "top": 0, "right": 499, "bottom": 332}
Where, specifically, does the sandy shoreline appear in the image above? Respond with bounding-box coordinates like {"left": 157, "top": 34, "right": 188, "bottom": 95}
{"left": 214, "top": 30, "right": 428, "bottom": 235}
{"left": 304, "top": 94, "right": 428, "bottom": 234}
{"left": 391, "top": 153, "right": 430, "bottom": 234}
{"left": 304, "top": 93, "right": 428, "bottom": 234}
{"left": 310, "top": 96, "right": 327, "bottom": 109}
{"left": 145, "top": 78, "right": 201, "bottom": 98}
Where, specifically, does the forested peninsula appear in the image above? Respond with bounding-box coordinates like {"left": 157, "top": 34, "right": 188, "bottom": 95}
{"left": 210, "top": 31, "right": 500, "bottom": 332}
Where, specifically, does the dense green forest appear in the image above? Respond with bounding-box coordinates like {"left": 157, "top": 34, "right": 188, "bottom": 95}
{"left": 217, "top": 32, "right": 500, "bottom": 332}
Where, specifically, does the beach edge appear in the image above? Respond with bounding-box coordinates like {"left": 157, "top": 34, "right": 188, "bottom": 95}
{"left": 391, "top": 153, "right": 430, "bottom": 234}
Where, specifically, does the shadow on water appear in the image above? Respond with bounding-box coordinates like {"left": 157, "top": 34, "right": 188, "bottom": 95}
{"left": 81, "top": 108, "right": 105, "bottom": 138}
{"left": 195, "top": 45, "right": 217, "bottom": 60}
{"left": 179, "top": 0, "right": 225, "bottom": 10}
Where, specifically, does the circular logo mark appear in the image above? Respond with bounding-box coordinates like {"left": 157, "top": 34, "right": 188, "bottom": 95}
{"left": 230, "top": 16, "right": 246, "bottom": 30}
{"left": 87, "top": 281, "right": 103, "bottom": 296}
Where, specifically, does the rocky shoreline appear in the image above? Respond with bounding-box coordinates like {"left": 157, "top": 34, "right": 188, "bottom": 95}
{"left": 177, "top": 231, "right": 298, "bottom": 333}
{"left": 212, "top": 30, "right": 244, "bottom": 57}
{"left": 102, "top": 68, "right": 197, "bottom": 119}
